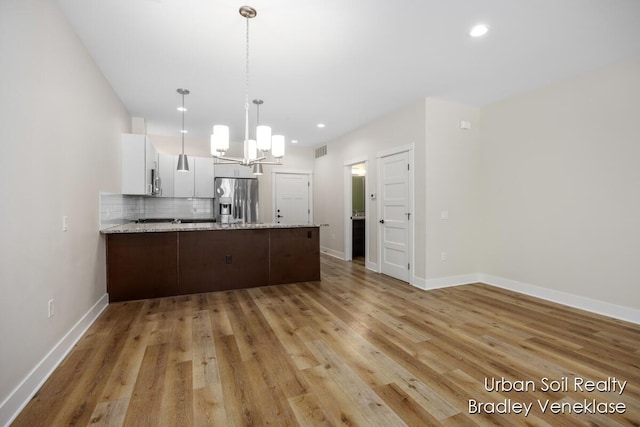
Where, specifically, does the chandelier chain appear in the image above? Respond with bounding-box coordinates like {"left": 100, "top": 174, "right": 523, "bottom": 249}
{"left": 244, "top": 13, "right": 250, "bottom": 144}
{"left": 181, "top": 92, "right": 185, "bottom": 151}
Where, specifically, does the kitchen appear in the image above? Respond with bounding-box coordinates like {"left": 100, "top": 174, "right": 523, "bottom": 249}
{"left": 101, "top": 125, "right": 320, "bottom": 302}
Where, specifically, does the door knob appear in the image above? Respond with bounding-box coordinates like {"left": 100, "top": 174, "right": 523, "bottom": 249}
{"left": 379, "top": 219, "right": 384, "bottom": 224}
{"left": 277, "top": 214, "right": 284, "bottom": 218}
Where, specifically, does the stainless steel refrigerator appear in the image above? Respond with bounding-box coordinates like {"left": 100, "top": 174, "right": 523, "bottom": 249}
{"left": 214, "top": 177, "right": 259, "bottom": 224}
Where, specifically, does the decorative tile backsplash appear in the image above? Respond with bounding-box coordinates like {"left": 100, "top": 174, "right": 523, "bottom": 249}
{"left": 99, "top": 192, "right": 213, "bottom": 230}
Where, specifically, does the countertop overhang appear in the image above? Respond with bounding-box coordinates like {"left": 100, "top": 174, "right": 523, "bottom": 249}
{"left": 101, "top": 222, "right": 319, "bottom": 234}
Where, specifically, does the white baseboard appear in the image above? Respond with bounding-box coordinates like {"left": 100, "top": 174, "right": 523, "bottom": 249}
{"left": 0, "top": 294, "right": 109, "bottom": 427}
{"left": 479, "top": 274, "right": 640, "bottom": 325}
{"left": 422, "top": 273, "right": 481, "bottom": 291}
{"left": 366, "top": 260, "right": 378, "bottom": 272}
{"left": 410, "top": 275, "right": 426, "bottom": 289}
{"left": 415, "top": 272, "right": 639, "bottom": 325}
{"left": 320, "top": 246, "right": 344, "bottom": 260}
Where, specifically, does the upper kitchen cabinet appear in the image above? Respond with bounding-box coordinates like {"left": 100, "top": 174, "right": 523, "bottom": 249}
{"left": 173, "top": 156, "right": 195, "bottom": 197}
{"left": 122, "top": 134, "right": 157, "bottom": 195}
{"left": 173, "top": 156, "right": 213, "bottom": 198}
{"left": 194, "top": 157, "right": 214, "bottom": 198}
{"left": 123, "top": 138, "right": 213, "bottom": 198}
{"left": 214, "top": 163, "right": 253, "bottom": 179}
{"left": 157, "top": 152, "right": 175, "bottom": 198}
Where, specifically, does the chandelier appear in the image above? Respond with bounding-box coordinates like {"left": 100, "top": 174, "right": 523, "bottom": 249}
{"left": 210, "top": 5, "right": 285, "bottom": 175}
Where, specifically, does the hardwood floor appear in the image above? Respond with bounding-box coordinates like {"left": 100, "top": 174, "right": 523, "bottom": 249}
{"left": 12, "top": 255, "right": 640, "bottom": 426}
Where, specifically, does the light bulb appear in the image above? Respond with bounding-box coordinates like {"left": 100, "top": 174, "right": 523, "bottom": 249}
{"left": 256, "top": 125, "right": 272, "bottom": 151}
{"left": 272, "top": 135, "right": 285, "bottom": 158}
{"left": 212, "top": 125, "right": 229, "bottom": 153}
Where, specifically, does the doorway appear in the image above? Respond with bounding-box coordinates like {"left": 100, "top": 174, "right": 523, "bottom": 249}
{"left": 344, "top": 159, "right": 368, "bottom": 265}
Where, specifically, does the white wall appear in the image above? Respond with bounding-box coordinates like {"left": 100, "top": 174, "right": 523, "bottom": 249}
{"left": 0, "top": 0, "right": 130, "bottom": 421}
{"left": 314, "top": 99, "right": 426, "bottom": 279}
{"left": 424, "top": 99, "right": 481, "bottom": 281}
{"left": 478, "top": 56, "right": 640, "bottom": 310}
{"left": 149, "top": 134, "right": 212, "bottom": 157}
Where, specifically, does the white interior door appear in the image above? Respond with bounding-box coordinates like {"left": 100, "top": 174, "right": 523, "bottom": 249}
{"left": 275, "top": 173, "right": 310, "bottom": 224}
{"left": 380, "top": 151, "right": 410, "bottom": 282}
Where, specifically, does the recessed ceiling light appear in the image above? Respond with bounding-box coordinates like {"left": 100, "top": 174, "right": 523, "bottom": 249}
{"left": 177, "top": 107, "right": 187, "bottom": 112}
{"left": 180, "top": 129, "right": 188, "bottom": 134}
{"left": 469, "top": 24, "right": 489, "bottom": 37}
{"left": 291, "top": 139, "right": 298, "bottom": 144}
{"left": 317, "top": 123, "right": 325, "bottom": 128}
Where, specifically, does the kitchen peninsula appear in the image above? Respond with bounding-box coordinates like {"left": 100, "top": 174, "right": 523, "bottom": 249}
{"left": 102, "top": 222, "right": 320, "bottom": 302}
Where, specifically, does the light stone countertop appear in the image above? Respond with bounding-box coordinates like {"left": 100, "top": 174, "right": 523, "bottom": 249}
{"left": 101, "top": 221, "right": 319, "bottom": 234}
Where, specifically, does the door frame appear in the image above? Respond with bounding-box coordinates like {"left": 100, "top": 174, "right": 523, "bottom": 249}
{"left": 376, "top": 144, "right": 414, "bottom": 282}
{"left": 271, "top": 169, "right": 314, "bottom": 224}
{"left": 343, "top": 158, "right": 369, "bottom": 263}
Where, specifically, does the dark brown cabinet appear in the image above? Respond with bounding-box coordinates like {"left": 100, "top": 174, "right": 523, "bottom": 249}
{"left": 179, "top": 229, "right": 269, "bottom": 294}
{"left": 105, "top": 227, "right": 320, "bottom": 302}
{"left": 269, "top": 227, "right": 320, "bottom": 285}
{"left": 352, "top": 219, "right": 365, "bottom": 258}
{"left": 105, "top": 232, "right": 179, "bottom": 302}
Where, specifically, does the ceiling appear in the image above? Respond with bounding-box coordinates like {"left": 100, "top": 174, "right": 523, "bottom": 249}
{"left": 55, "top": 0, "right": 640, "bottom": 148}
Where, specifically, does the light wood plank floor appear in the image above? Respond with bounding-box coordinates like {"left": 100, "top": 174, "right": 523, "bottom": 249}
{"left": 13, "top": 255, "right": 640, "bottom": 426}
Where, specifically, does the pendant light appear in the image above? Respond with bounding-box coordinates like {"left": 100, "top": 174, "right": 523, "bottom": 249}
{"left": 252, "top": 163, "right": 263, "bottom": 176}
{"left": 176, "top": 88, "right": 190, "bottom": 172}
{"left": 210, "top": 6, "right": 286, "bottom": 170}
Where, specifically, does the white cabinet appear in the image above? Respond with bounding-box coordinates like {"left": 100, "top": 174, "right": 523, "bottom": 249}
{"left": 157, "top": 152, "right": 175, "bottom": 198}
{"left": 173, "top": 156, "right": 195, "bottom": 197}
{"left": 122, "top": 134, "right": 157, "bottom": 195}
{"left": 194, "top": 157, "right": 214, "bottom": 198}
{"left": 213, "top": 163, "right": 253, "bottom": 179}
{"left": 174, "top": 156, "right": 214, "bottom": 198}
{"left": 126, "top": 151, "right": 212, "bottom": 199}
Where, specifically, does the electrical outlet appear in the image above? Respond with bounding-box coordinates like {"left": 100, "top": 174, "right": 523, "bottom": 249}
{"left": 48, "top": 299, "right": 54, "bottom": 318}
{"left": 440, "top": 252, "right": 447, "bottom": 261}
